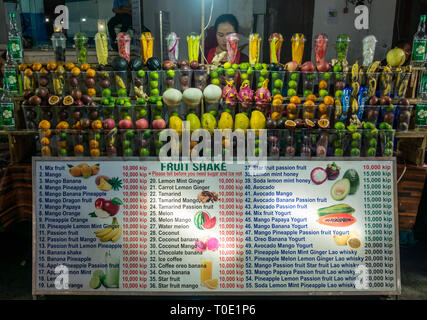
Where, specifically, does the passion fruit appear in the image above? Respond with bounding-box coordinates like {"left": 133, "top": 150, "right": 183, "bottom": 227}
{"left": 29, "top": 95, "right": 42, "bottom": 106}
{"left": 69, "top": 76, "right": 79, "bottom": 87}
{"left": 63, "top": 95, "right": 74, "bottom": 106}
{"left": 48, "top": 95, "right": 60, "bottom": 106}
{"left": 71, "top": 88, "right": 82, "bottom": 100}
{"left": 35, "top": 87, "right": 48, "bottom": 98}
{"left": 318, "top": 118, "right": 330, "bottom": 129}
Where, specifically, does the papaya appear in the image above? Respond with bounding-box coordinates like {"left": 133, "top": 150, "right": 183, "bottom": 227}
{"left": 317, "top": 213, "right": 356, "bottom": 227}
{"left": 317, "top": 204, "right": 355, "bottom": 217}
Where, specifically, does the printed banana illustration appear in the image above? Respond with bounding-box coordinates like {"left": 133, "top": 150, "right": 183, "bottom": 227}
{"left": 94, "top": 217, "right": 121, "bottom": 243}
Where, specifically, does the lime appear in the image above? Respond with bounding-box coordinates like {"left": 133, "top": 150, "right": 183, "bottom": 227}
{"left": 322, "top": 72, "right": 331, "bottom": 80}
{"left": 209, "top": 109, "right": 218, "bottom": 117}
{"left": 223, "top": 62, "right": 232, "bottom": 69}
{"left": 272, "top": 72, "right": 279, "bottom": 79}
{"left": 226, "top": 69, "right": 235, "bottom": 76}
{"left": 211, "top": 78, "right": 220, "bottom": 85}
{"left": 117, "top": 88, "right": 127, "bottom": 97}
{"left": 333, "top": 139, "right": 342, "bottom": 147}
{"left": 60, "top": 148, "right": 67, "bottom": 156}
{"left": 139, "top": 109, "right": 148, "bottom": 118}
{"left": 262, "top": 63, "right": 268, "bottom": 70}
{"left": 150, "top": 80, "right": 159, "bottom": 89}
{"left": 274, "top": 79, "right": 283, "bottom": 88}
{"left": 288, "top": 80, "right": 297, "bottom": 89}
{"left": 272, "top": 88, "right": 281, "bottom": 96}
{"left": 352, "top": 132, "right": 362, "bottom": 140}
{"left": 303, "top": 90, "right": 313, "bottom": 96}
{"left": 335, "top": 90, "right": 343, "bottom": 98}
{"left": 156, "top": 100, "right": 163, "bottom": 107}
{"left": 367, "top": 147, "right": 377, "bottom": 157}
{"left": 385, "top": 141, "right": 394, "bottom": 149}
{"left": 140, "top": 148, "right": 150, "bottom": 156}
{"left": 333, "top": 65, "right": 342, "bottom": 72}
{"left": 137, "top": 97, "right": 146, "bottom": 105}
{"left": 334, "top": 122, "right": 345, "bottom": 130}
{"left": 101, "top": 98, "right": 109, "bottom": 105}
{"left": 122, "top": 140, "right": 131, "bottom": 148}
{"left": 124, "top": 148, "right": 133, "bottom": 156}
{"left": 287, "top": 88, "right": 297, "bottom": 97}
{"left": 351, "top": 140, "right": 360, "bottom": 148}
{"left": 150, "top": 71, "right": 159, "bottom": 80}
{"left": 125, "top": 130, "right": 135, "bottom": 138}
{"left": 247, "top": 67, "right": 254, "bottom": 75}
{"left": 232, "top": 63, "right": 239, "bottom": 70}
{"left": 60, "top": 132, "right": 67, "bottom": 140}
{"left": 210, "top": 71, "right": 218, "bottom": 78}
{"left": 102, "top": 88, "right": 111, "bottom": 97}
{"left": 369, "top": 138, "right": 377, "bottom": 147}
{"left": 150, "top": 88, "right": 160, "bottom": 96}
{"left": 319, "top": 89, "right": 328, "bottom": 97}
{"left": 290, "top": 73, "right": 299, "bottom": 81}
{"left": 143, "top": 130, "right": 152, "bottom": 139}
{"left": 154, "top": 140, "right": 163, "bottom": 148}
{"left": 334, "top": 148, "right": 344, "bottom": 156}
{"left": 241, "top": 73, "right": 248, "bottom": 80}
{"left": 350, "top": 148, "right": 360, "bottom": 156}
{"left": 258, "top": 76, "right": 265, "bottom": 83}
{"left": 137, "top": 69, "right": 146, "bottom": 78}
{"left": 254, "top": 63, "right": 263, "bottom": 70}
{"left": 216, "top": 67, "right": 224, "bottom": 75}
{"left": 383, "top": 148, "right": 393, "bottom": 157}
{"left": 260, "top": 69, "right": 269, "bottom": 77}
{"left": 166, "top": 70, "right": 175, "bottom": 78}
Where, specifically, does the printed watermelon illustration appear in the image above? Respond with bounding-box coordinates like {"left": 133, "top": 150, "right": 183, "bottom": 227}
{"left": 194, "top": 211, "right": 216, "bottom": 230}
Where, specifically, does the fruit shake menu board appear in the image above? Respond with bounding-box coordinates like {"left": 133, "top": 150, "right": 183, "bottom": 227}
{"left": 33, "top": 158, "right": 400, "bottom": 295}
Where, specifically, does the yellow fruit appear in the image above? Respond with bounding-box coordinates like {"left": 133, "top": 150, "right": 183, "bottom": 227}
{"left": 91, "top": 120, "right": 102, "bottom": 129}
{"left": 74, "top": 144, "right": 85, "bottom": 154}
{"left": 249, "top": 110, "right": 266, "bottom": 130}
{"left": 90, "top": 148, "right": 101, "bottom": 157}
{"left": 71, "top": 67, "right": 81, "bottom": 77}
{"left": 38, "top": 120, "right": 51, "bottom": 130}
{"left": 218, "top": 112, "right": 233, "bottom": 130}
{"left": 169, "top": 115, "right": 183, "bottom": 136}
{"left": 41, "top": 146, "right": 52, "bottom": 156}
{"left": 89, "top": 139, "right": 99, "bottom": 149}
{"left": 87, "top": 88, "right": 96, "bottom": 96}
{"left": 81, "top": 63, "right": 91, "bottom": 71}
{"left": 334, "top": 234, "right": 350, "bottom": 246}
{"left": 86, "top": 68, "right": 96, "bottom": 78}
{"left": 203, "top": 278, "right": 218, "bottom": 290}
{"left": 98, "top": 178, "right": 112, "bottom": 191}
{"left": 40, "top": 137, "right": 50, "bottom": 145}
{"left": 234, "top": 113, "right": 250, "bottom": 131}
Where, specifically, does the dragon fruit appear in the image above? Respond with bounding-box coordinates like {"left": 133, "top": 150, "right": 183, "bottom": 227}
{"left": 255, "top": 79, "right": 271, "bottom": 109}
{"left": 222, "top": 80, "right": 238, "bottom": 107}
{"left": 238, "top": 80, "right": 254, "bottom": 109}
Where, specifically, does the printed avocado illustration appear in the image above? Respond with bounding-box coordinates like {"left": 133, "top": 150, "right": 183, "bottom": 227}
{"left": 343, "top": 169, "right": 360, "bottom": 195}
{"left": 330, "top": 178, "right": 351, "bottom": 201}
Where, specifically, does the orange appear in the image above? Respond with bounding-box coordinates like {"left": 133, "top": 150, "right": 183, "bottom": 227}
{"left": 290, "top": 96, "right": 301, "bottom": 105}
{"left": 306, "top": 94, "right": 317, "bottom": 102}
{"left": 318, "top": 103, "right": 328, "bottom": 114}
{"left": 74, "top": 144, "right": 85, "bottom": 154}
{"left": 32, "top": 62, "right": 42, "bottom": 71}
{"left": 91, "top": 120, "right": 102, "bottom": 129}
{"left": 87, "top": 88, "right": 96, "bottom": 96}
{"left": 38, "top": 120, "right": 51, "bottom": 130}
{"left": 19, "top": 64, "right": 27, "bottom": 72}
{"left": 324, "top": 96, "right": 334, "bottom": 106}
{"left": 90, "top": 148, "right": 101, "bottom": 157}
{"left": 40, "top": 67, "right": 49, "bottom": 76}
{"left": 286, "top": 103, "right": 297, "bottom": 113}
{"left": 319, "top": 80, "right": 328, "bottom": 90}
{"left": 56, "top": 121, "right": 70, "bottom": 129}
{"left": 303, "top": 100, "right": 315, "bottom": 106}
{"left": 86, "top": 68, "right": 96, "bottom": 78}
{"left": 89, "top": 139, "right": 99, "bottom": 149}
{"left": 320, "top": 113, "right": 329, "bottom": 120}
{"left": 71, "top": 67, "right": 81, "bottom": 77}
{"left": 40, "top": 137, "right": 50, "bottom": 145}
{"left": 24, "top": 68, "right": 33, "bottom": 77}
{"left": 81, "top": 63, "right": 91, "bottom": 71}
{"left": 41, "top": 129, "right": 51, "bottom": 138}
{"left": 56, "top": 140, "right": 67, "bottom": 148}
{"left": 55, "top": 65, "right": 65, "bottom": 74}
{"left": 271, "top": 111, "right": 281, "bottom": 121}
{"left": 65, "top": 62, "right": 75, "bottom": 71}
{"left": 47, "top": 61, "right": 57, "bottom": 71}
{"left": 41, "top": 146, "right": 52, "bottom": 156}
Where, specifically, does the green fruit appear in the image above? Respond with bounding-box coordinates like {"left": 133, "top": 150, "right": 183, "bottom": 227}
{"left": 274, "top": 79, "right": 283, "bottom": 88}
{"left": 350, "top": 148, "right": 360, "bottom": 157}
{"left": 272, "top": 88, "right": 281, "bottom": 96}
{"left": 369, "top": 138, "right": 377, "bottom": 147}
{"left": 187, "top": 113, "right": 201, "bottom": 131}
{"left": 272, "top": 72, "right": 280, "bottom": 79}
{"left": 322, "top": 72, "right": 331, "bottom": 80}
{"left": 367, "top": 147, "right": 377, "bottom": 156}
{"left": 216, "top": 67, "right": 224, "bottom": 75}
{"left": 319, "top": 89, "right": 328, "bottom": 97}
{"left": 89, "top": 276, "right": 101, "bottom": 289}
{"left": 290, "top": 73, "right": 299, "bottom": 81}
{"left": 333, "top": 139, "right": 342, "bottom": 148}
{"left": 288, "top": 80, "right": 297, "bottom": 89}
{"left": 287, "top": 88, "right": 297, "bottom": 97}
{"left": 209, "top": 109, "right": 218, "bottom": 117}
{"left": 210, "top": 71, "right": 218, "bottom": 78}
{"left": 223, "top": 62, "right": 232, "bottom": 69}
{"left": 385, "top": 141, "right": 394, "bottom": 149}
{"left": 150, "top": 89, "right": 160, "bottom": 96}
{"left": 331, "top": 178, "right": 350, "bottom": 200}
{"left": 125, "top": 130, "right": 135, "bottom": 138}
{"left": 150, "top": 80, "right": 159, "bottom": 89}
{"left": 333, "top": 65, "right": 342, "bottom": 72}
{"left": 241, "top": 73, "right": 248, "bottom": 80}
{"left": 247, "top": 67, "right": 254, "bottom": 75}
{"left": 260, "top": 69, "right": 269, "bottom": 77}
{"left": 143, "top": 130, "right": 152, "bottom": 139}
{"left": 140, "top": 148, "right": 150, "bottom": 156}
{"left": 60, "top": 148, "right": 67, "bottom": 156}
{"left": 150, "top": 71, "right": 159, "bottom": 80}
{"left": 232, "top": 63, "right": 239, "bottom": 70}
{"left": 117, "top": 88, "right": 127, "bottom": 97}
{"left": 226, "top": 69, "right": 235, "bottom": 77}
{"left": 101, "top": 98, "right": 109, "bottom": 105}
{"left": 334, "top": 147, "right": 344, "bottom": 157}
{"left": 303, "top": 90, "right": 313, "bottom": 96}
{"left": 139, "top": 109, "right": 148, "bottom": 118}
{"left": 137, "top": 70, "right": 146, "bottom": 78}
{"left": 60, "top": 132, "right": 67, "bottom": 140}
{"left": 154, "top": 140, "right": 163, "bottom": 148}
{"left": 254, "top": 63, "right": 263, "bottom": 70}
{"left": 122, "top": 140, "right": 131, "bottom": 148}
{"left": 352, "top": 132, "right": 361, "bottom": 140}
{"left": 124, "top": 148, "right": 133, "bottom": 156}
{"left": 343, "top": 169, "right": 360, "bottom": 194}
{"left": 351, "top": 140, "right": 360, "bottom": 148}
{"left": 383, "top": 148, "right": 393, "bottom": 157}
{"left": 102, "top": 88, "right": 111, "bottom": 97}
{"left": 335, "top": 90, "right": 343, "bottom": 98}
{"left": 211, "top": 78, "right": 220, "bottom": 85}
{"left": 166, "top": 70, "right": 175, "bottom": 78}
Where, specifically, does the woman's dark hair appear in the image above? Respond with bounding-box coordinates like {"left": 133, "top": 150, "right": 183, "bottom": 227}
{"left": 1, "top": 51, "right": 6, "bottom": 60}
{"left": 214, "top": 14, "right": 239, "bottom": 34}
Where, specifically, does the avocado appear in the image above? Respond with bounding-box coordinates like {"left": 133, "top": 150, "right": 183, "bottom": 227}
{"left": 330, "top": 178, "right": 351, "bottom": 201}
{"left": 343, "top": 169, "right": 360, "bottom": 195}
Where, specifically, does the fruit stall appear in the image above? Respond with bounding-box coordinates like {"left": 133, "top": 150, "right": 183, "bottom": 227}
{"left": 2, "top": 17, "right": 427, "bottom": 296}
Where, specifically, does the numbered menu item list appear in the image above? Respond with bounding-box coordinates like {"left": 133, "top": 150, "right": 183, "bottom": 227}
{"left": 33, "top": 159, "right": 399, "bottom": 294}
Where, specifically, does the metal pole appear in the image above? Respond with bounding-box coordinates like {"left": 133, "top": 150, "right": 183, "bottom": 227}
{"left": 201, "top": 0, "right": 205, "bottom": 64}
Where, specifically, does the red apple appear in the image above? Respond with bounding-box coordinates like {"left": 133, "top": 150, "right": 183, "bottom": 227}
{"left": 152, "top": 118, "right": 166, "bottom": 129}
{"left": 103, "top": 118, "right": 116, "bottom": 130}
{"left": 135, "top": 118, "right": 149, "bottom": 129}
{"left": 118, "top": 119, "right": 133, "bottom": 129}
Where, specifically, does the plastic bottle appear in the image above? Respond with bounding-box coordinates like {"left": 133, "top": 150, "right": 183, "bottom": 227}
{"left": 411, "top": 15, "right": 427, "bottom": 67}
{"left": 3, "top": 47, "right": 19, "bottom": 96}
{"left": 51, "top": 26, "right": 66, "bottom": 64}
{"left": 7, "top": 11, "right": 23, "bottom": 63}
{"left": 0, "top": 82, "right": 15, "bottom": 130}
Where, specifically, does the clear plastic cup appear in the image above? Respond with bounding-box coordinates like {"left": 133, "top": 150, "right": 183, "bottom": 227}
{"left": 336, "top": 34, "right": 351, "bottom": 62}
{"left": 381, "top": 105, "right": 396, "bottom": 127}
{"left": 138, "top": 129, "right": 153, "bottom": 158}
{"left": 267, "top": 129, "right": 281, "bottom": 159}
{"left": 121, "top": 129, "right": 137, "bottom": 157}
{"left": 302, "top": 72, "right": 317, "bottom": 97}
{"left": 393, "top": 72, "right": 411, "bottom": 99}
{"left": 291, "top": 33, "right": 305, "bottom": 65}
{"left": 226, "top": 33, "right": 239, "bottom": 64}
{"left": 329, "top": 129, "right": 347, "bottom": 157}
{"left": 397, "top": 105, "right": 413, "bottom": 131}
{"left": 314, "top": 34, "right": 328, "bottom": 65}
{"left": 95, "top": 32, "right": 109, "bottom": 66}
{"left": 362, "top": 35, "right": 377, "bottom": 67}
{"left": 362, "top": 128, "right": 378, "bottom": 157}
{"left": 88, "top": 130, "right": 103, "bottom": 157}
{"left": 364, "top": 105, "right": 380, "bottom": 124}
{"left": 283, "top": 129, "right": 296, "bottom": 157}
{"left": 347, "top": 129, "right": 363, "bottom": 157}
{"left": 365, "top": 72, "right": 380, "bottom": 97}
{"left": 286, "top": 71, "right": 300, "bottom": 97}
{"left": 72, "top": 130, "right": 87, "bottom": 156}
{"left": 268, "top": 33, "right": 284, "bottom": 64}
{"left": 300, "top": 128, "right": 312, "bottom": 158}
{"left": 379, "top": 129, "right": 395, "bottom": 157}
{"left": 317, "top": 72, "right": 332, "bottom": 98}
{"left": 311, "top": 129, "right": 329, "bottom": 157}
{"left": 379, "top": 71, "right": 394, "bottom": 97}
{"left": 74, "top": 33, "right": 88, "bottom": 64}
{"left": 270, "top": 70, "right": 286, "bottom": 96}
{"left": 117, "top": 32, "right": 131, "bottom": 62}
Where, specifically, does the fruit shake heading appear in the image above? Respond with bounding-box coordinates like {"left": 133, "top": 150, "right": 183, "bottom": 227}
{"left": 269, "top": 33, "right": 284, "bottom": 64}
{"left": 166, "top": 32, "right": 179, "bottom": 63}
{"left": 226, "top": 33, "right": 239, "bottom": 64}
{"left": 249, "top": 33, "right": 261, "bottom": 65}
{"left": 141, "top": 32, "right": 154, "bottom": 63}
{"left": 187, "top": 33, "right": 200, "bottom": 63}
{"left": 291, "top": 33, "right": 305, "bottom": 65}
{"left": 117, "top": 32, "right": 131, "bottom": 62}
{"left": 362, "top": 35, "right": 377, "bottom": 66}
{"left": 315, "top": 33, "right": 328, "bottom": 64}
{"left": 336, "top": 34, "right": 351, "bottom": 62}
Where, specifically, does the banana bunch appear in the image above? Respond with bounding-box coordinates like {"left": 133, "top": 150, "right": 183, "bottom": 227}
{"left": 351, "top": 97, "right": 359, "bottom": 114}
{"left": 53, "top": 75, "right": 64, "bottom": 95}
{"left": 381, "top": 65, "right": 393, "bottom": 96}
{"left": 351, "top": 61, "right": 361, "bottom": 98}
{"left": 94, "top": 217, "right": 122, "bottom": 243}
{"left": 395, "top": 65, "right": 411, "bottom": 97}
{"left": 334, "top": 98, "right": 342, "bottom": 120}
{"left": 115, "top": 75, "right": 126, "bottom": 89}
{"left": 366, "top": 61, "right": 381, "bottom": 97}
{"left": 23, "top": 75, "right": 34, "bottom": 90}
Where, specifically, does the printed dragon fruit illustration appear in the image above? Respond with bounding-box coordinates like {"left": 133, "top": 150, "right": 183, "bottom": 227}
{"left": 238, "top": 80, "right": 254, "bottom": 109}
{"left": 222, "top": 79, "right": 238, "bottom": 107}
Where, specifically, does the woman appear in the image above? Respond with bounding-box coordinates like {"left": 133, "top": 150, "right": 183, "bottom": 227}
{"left": 205, "top": 14, "right": 248, "bottom": 65}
